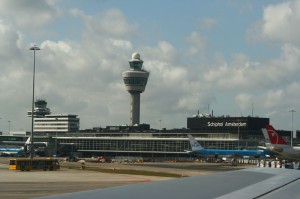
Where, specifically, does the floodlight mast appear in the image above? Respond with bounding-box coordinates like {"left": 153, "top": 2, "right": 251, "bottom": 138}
{"left": 29, "top": 45, "right": 40, "bottom": 159}
{"left": 289, "top": 109, "right": 296, "bottom": 147}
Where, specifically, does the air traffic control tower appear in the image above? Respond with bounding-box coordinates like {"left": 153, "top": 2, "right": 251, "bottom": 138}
{"left": 122, "top": 52, "right": 149, "bottom": 126}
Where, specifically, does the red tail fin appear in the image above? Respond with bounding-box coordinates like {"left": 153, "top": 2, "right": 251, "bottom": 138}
{"left": 266, "top": 125, "right": 288, "bottom": 145}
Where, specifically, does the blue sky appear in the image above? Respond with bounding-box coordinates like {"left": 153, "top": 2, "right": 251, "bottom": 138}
{"left": 0, "top": 0, "right": 299, "bottom": 134}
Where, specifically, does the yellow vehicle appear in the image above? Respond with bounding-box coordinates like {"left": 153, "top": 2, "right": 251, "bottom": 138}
{"left": 9, "top": 158, "right": 60, "bottom": 171}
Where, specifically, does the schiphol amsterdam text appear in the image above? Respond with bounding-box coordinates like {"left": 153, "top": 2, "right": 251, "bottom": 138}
{"left": 207, "top": 122, "right": 247, "bottom": 127}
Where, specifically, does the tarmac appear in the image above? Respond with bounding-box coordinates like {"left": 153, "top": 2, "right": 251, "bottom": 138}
{"left": 0, "top": 157, "right": 255, "bottom": 199}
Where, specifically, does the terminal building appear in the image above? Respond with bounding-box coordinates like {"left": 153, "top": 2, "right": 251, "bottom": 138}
{"left": 53, "top": 115, "right": 273, "bottom": 158}
{"left": 34, "top": 114, "right": 80, "bottom": 133}
{"left": 1, "top": 115, "right": 275, "bottom": 159}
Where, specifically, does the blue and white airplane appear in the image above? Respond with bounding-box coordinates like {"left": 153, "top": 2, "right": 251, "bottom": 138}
{"left": 0, "top": 147, "right": 23, "bottom": 156}
{"left": 0, "top": 137, "right": 30, "bottom": 156}
{"left": 187, "top": 134, "right": 269, "bottom": 158}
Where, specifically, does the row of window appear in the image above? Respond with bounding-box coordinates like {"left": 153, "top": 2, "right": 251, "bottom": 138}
{"left": 59, "top": 139, "right": 259, "bottom": 152}
{"left": 35, "top": 124, "right": 68, "bottom": 126}
{"left": 123, "top": 77, "right": 148, "bottom": 85}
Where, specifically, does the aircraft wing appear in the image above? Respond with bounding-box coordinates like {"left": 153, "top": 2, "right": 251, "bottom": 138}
{"left": 34, "top": 168, "right": 300, "bottom": 199}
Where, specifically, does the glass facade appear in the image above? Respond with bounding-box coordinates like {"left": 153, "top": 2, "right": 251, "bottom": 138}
{"left": 57, "top": 135, "right": 259, "bottom": 155}
{"left": 0, "top": 133, "right": 262, "bottom": 158}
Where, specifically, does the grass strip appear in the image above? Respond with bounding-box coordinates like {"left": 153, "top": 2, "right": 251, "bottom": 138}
{"left": 62, "top": 166, "right": 184, "bottom": 178}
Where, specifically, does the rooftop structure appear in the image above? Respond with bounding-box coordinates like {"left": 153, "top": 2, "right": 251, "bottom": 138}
{"left": 27, "top": 99, "right": 51, "bottom": 118}
{"left": 187, "top": 115, "right": 270, "bottom": 139}
{"left": 122, "top": 53, "right": 149, "bottom": 126}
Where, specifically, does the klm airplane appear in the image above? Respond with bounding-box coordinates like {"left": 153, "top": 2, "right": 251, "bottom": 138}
{"left": 0, "top": 137, "right": 30, "bottom": 156}
{"left": 187, "top": 134, "right": 268, "bottom": 158}
{"left": 0, "top": 147, "right": 23, "bottom": 156}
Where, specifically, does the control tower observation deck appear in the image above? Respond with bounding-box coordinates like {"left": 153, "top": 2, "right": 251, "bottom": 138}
{"left": 122, "top": 53, "right": 149, "bottom": 126}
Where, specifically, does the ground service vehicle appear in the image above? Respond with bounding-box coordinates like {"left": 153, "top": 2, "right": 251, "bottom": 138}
{"left": 9, "top": 158, "right": 60, "bottom": 171}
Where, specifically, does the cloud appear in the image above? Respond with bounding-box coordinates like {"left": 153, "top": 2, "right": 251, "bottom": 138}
{"left": 0, "top": 0, "right": 61, "bottom": 30}
{"left": 248, "top": 0, "right": 300, "bottom": 46}
{"left": 1, "top": 1, "right": 300, "bottom": 132}
{"left": 73, "top": 8, "right": 137, "bottom": 39}
{"left": 186, "top": 31, "right": 207, "bottom": 55}
{"left": 236, "top": 90, "right": 284, "bottom": 111}
{"left": 203, "top": 42, "right": 300, "bottom": 91}
{"left": 0, "top": 6, "right": 141, "bottom": 131}
{"left": 198, "top": 17, "right": 218, "bottom": 31}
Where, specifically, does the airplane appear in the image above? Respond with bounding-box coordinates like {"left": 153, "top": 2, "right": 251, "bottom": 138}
{"left": 0, "top": 147, "right": 23, "bottom": 156}
{"left": 186, "top": 134, "right": 268, "bottom": 158}
{"left": 261, "top": 124, "right": 300, "bottom": 160}
{"left": 0, "top": 137, "right": 31, "bottom": 157}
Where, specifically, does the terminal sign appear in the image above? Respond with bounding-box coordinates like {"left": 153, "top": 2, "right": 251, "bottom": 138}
{"left": 207, "top": 121, "right": 247, "bottom": 127}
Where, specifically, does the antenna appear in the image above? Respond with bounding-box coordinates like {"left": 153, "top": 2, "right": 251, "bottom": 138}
{"left": 208, "top": 104, "right": 210, "bottom": 115}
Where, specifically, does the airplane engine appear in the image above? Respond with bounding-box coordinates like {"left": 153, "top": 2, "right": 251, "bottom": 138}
{"left": 272, "top": 146, "right": 284, "bottom": 153}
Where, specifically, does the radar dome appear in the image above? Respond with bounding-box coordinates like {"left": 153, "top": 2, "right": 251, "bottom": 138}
{"left": 132, "top": 52, "right": 140, "bottom": 59}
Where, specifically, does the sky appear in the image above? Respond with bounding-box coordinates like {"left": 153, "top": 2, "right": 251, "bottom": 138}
{"left": 0, "top": 0, "right": 300, "bottom": 134}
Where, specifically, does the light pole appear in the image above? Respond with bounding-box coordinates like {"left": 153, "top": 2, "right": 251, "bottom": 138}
{"left": 8, "top": 120, "right": 10, "bottom": 134}
{"left": 158, "top": 119, "right": 162, "bottom": 137}
{"left": 29, "top": 45, "right": 40, "bottom": 158}
{"left": 55, "top": 118, "right": 58, "bottom": 157}
{"left": 289, "top": 109, "right": 296, "bottom": 147}
{"left": 159, "top": 120, "right": 162, "bottom": 130}
{"left": 237, "top": 119, "right": 240, "bottom": 149}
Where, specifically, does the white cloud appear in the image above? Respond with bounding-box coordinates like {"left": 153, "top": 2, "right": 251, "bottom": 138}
{"left": 203, "top": 42, "right": 300, "bottom": 91}
{"left": 248, "top": 0, "right": 300, "bottom": 46}
{"left": 235, "top": 93, "right": 253, "bottom": 111}
{"left": 0, "top": 20, "right": 23, "bottom": 58}
{"left": 1, "top": 1, "right": 300, "bottom": 132}
{"left": 0, "top": 0, "right": 61, "bottom": 30}
{"left": 77, "top": 8, "right": 137, "bottom": 39}
{"left": 236, "top": 90, "right": 284, "bottom": 111}
{"left": 199, "top": 17, "right": 218, "bottom": 31}
{"left": 186, "top": 31, "right": 207, "bottom": 55}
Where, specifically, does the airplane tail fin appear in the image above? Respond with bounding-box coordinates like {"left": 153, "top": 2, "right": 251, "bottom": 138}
{"left": 25, "top": 137, "right": 31, "bottom": 145}
{"left": 261, "top": 128, "right": 270, "bottom": 144}
{"left": 187, "top": 134, "right": 204, "bottom": 151}
{"left": 265, "top": 125, "right": 288, "bottom": 145}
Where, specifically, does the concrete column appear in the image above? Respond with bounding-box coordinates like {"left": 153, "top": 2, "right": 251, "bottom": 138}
{"left": 130, "top": 93, "right": 140, "bottom": 125}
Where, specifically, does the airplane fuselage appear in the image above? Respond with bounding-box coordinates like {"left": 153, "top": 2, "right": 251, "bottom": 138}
{"left": 193, "top": 149, "right": 267, "bottom": 158}
{"left": 0, "top": 147, "right": 22, "bottom": 156}
{"left": 265, "top": 144, "right": 300, "bottom": 160}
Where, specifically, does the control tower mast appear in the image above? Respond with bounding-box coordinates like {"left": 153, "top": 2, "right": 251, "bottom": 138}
{"left": 122, "top": 53, "right": 149, "bottom": 126}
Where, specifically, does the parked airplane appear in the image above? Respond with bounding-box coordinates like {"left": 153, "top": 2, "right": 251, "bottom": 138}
{"left": 0, "top": 137, "right": 31, "bottom": 157}
{"left": 187, "top": 134, "right": 268, "bottom": 158}
{"left": 0, "top": 147, "right": 23, "bottom": 156}
{"left": 261, "top": 124, "right": 300, "bottom": 160}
